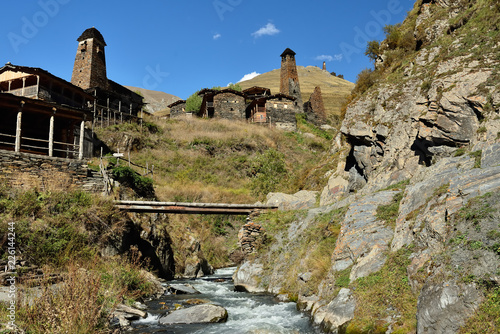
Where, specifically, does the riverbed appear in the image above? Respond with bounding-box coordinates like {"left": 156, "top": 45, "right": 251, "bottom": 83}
{"left": 131, "top": 267, "right": 319, "bottom": 333}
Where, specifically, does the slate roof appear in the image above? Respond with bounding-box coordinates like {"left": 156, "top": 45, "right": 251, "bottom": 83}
{"left": 77, "top": 27, "right": 107, "bottom": 46}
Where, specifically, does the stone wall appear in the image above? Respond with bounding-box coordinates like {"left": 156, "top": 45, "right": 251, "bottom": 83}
{"left": 304, "top": 86, "right": 327, "bottom": 126}
{"left": 238, "top": 220, "right": 265, "bottom": 254}
{"left": 213, "top": 92, "right": 246, "bottom": 120}
{"left": 0, "top": 150, "right": 105, "bottom": 193}
{"left": 238, "top": 210, "right": 267, "bottom": 255}
{"left": 170, "top": 102, "right": 186, "bottom": 118}
{"left": 266, "top": 98, "right": 299, "bottom": 131}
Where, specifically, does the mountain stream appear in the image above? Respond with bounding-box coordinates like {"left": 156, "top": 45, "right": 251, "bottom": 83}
{"left": 131, "top": 267, "right": 319, "bottom": 333}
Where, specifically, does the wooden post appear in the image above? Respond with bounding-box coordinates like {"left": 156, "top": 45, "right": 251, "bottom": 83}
{"left": 15, "top": 103, "right": 23, "bottom": 152}
{"left": 119, "top": 101, "right": 122, "bottom": 123}
{"left": 48, "top": 113, "right": 54, "bottom": 157}
{"left": 8, "top": 80, "right": 11, "bottom": 92}
{"left": 78, "top": 120, "right": 85, "bottom": 160}
{"left": 36, "top": 75, "right": 40, "bottom": 98}
{"left": 21, "top": 77, "right": 26, "bottom": 96}
{"left": 107, "top": 98, "right": 110, "bottom": 127}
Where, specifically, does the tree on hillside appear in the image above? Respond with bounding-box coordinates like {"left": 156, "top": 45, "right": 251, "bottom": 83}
{"left": 186, "top": 91, "right": 202, "bottom": 112}
{"left": 365, "top": 40, "right": 381, "bottom": 63}
{"left": 228, "top": 83, "right": 242, "bottom": 92}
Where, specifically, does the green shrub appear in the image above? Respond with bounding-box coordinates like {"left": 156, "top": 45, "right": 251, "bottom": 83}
{"left": 186, "top": 90, "right": 203, "bottom": 112}
{"left": 365, "top": 40, "right": 381, "bottom": 62}
{"left": 352, "top": 68, "right": 379, "bottom": 96}
{"left": 111, "top": 166, "right": 154, "bottom": 198}
{"left": 250, "top": 149, "right": 288, "bottom": 198}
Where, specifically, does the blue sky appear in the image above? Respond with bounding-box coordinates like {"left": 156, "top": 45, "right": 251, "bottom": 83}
{"left": 1, "top": 0, "right": 414, "bottom": 99}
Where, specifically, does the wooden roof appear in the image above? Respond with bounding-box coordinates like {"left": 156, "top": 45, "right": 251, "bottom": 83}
{"left": 0, "top": 63, "right": 94, "bottom": 101}
{"left": 213, "top": 88, "right": 246, "bottom": 98}
{"left": 268, "top": 93, "right": 296, "bottom": 101}
{"left": 243, "top": 86, "right": 271, "bottom": 95}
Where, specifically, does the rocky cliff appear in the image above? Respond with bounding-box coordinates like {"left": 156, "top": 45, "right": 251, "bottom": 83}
{"left": 233, "top": 0, "right": 500, "bottom": 332}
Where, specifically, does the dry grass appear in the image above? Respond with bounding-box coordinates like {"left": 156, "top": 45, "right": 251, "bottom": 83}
{"left": 18, "top": 263, "right": 113, "bottom": 334}
{"left": 15, "top": 255, "right": 158, "bottom": 334}
{"left": 97, "top": 116, "right": 335, "bottom": 203}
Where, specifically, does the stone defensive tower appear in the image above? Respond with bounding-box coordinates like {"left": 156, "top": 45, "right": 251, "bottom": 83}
{"left": 71, "top": 27, "right": 108, "bottom": 90}
{"left": 279, "top": 48, "right": 302, "bottom": 107}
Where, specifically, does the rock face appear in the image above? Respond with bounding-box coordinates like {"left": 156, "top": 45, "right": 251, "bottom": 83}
{"left": 234, "top": 0, "right": 500, "bottom": 332}
{"left": 102, "top": 213, "right": 176, "bottom": 280}
{"left": 266, "top": 190, "right": 318, "bottom": 211}
{"left": 158, "top": 304, "right": 228, "bottom": 325}
{"left": 233, "top": 260, "right": 266, "bottom": 293}
{"left": 416, "top": 282, "right": 482, "bottom": 334}
{"left": 315, "top": 288, "right": 356, "bottom": 332}
{"left": 332, "top": 190, "right": 397, "bottom": 274}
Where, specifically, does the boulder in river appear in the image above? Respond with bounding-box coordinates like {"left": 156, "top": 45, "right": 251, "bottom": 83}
{"left": 158, "top": 304, "right": 228, "bottom": 325}
{"left": 167, "top": 283, "right": 201, "bottom": 295}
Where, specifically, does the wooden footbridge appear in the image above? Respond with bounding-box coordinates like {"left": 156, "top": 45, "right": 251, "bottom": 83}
{"left": 114, "top": 200, "right": 278, "bottom": 215}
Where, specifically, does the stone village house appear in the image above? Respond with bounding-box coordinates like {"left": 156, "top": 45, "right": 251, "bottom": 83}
{"left": 169, "top": 48, "right": 327, "bottom": 131}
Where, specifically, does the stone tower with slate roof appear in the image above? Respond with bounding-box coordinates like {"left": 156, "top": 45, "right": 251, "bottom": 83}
{"left": 279, "top": 48, "right": 302, "bottom": 108}
{"left": 71, "top": 27, "right": 108, "bottom": 90}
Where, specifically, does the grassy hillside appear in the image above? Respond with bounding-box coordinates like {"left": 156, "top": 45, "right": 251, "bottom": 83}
{"left": 238, "top": 66, "right": 354, "bottom": 120}
{"left": 94, "top": 116, "right": 339, "bottom": 204}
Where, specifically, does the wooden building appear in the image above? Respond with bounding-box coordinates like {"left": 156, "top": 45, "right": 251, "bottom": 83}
{"left": 0, "top": 64, "right": 93, "bottom": 159}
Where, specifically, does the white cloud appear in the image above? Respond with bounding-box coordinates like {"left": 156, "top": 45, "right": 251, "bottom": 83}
{"left": 315, "top": 54, "right": 343, "bottom": 62}
{"left": 213, "top": 33, "right": 221, "bottom": 40}
{"left": 251, "top": 23, "right": 280, "bottom": 38}
{"left": 238, "top": 71, "right": 261, "bottom": 82}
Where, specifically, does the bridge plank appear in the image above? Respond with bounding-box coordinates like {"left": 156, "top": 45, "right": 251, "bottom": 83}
{"left": 114, "top": 201, "right": 278, "bottom": 215}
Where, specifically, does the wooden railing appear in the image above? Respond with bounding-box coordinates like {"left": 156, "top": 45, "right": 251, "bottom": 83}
{"left": 0, "top": 131, "right": 79, "bottom": 158}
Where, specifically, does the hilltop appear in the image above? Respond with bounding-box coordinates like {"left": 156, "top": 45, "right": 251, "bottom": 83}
{"left": 238, "top": 66, "right": 354, "bottom": 119}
